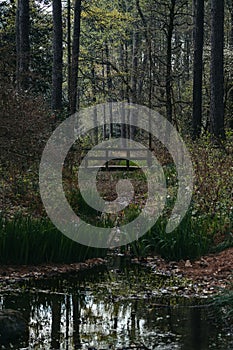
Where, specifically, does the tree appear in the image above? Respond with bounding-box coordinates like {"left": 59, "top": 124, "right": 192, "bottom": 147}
{"left": 165, "top": 0, "right": 176, "bottom": 124}
{"left": 16, "top": 0, "right": 30, "bottom": 90}
{"left": 70, "top": 0, "right": 82, "bottom": 114}
{"left": 227, "top": 0, "right": 233, "bottom": 47}
{"left": 192, "top": 0, "right": 204, "bottom": 138}
{"left": 51, "top": 0, "right": 63, "bottom": 112}
{"left": 226, "top": 0, "right": 233, "bottom": 129}
{"left": 67, "top": 0, "right": 71, "bottom": 110}
{"left": 210, "top": 0, "right": 225, "bottom": 140}
{"left": 5, "top": 0, "right": 230, "bottom": 138}
{"left": 0, "top": 1, "right": 16, "bottom": 80}
{"left": 30, "top": 2, "right": 53, "bottom": 94}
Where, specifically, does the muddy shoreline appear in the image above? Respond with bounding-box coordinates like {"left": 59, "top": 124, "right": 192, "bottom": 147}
{"left": 0, "top": 248, "right": 232, "bottom": 296}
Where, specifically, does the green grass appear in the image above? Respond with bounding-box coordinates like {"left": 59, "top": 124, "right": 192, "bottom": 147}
{"left": 0, "top": 215, "right": 106, "bottom": 265}
{"left": 67, "top": 187, "right": 232, "bottom": 261}
{"left": 1, "top": 145, "right": 231, "bottom": 265}
{"left": 0, "top": 203, "right": 231, "bottom": 265}
{"left": 143, "top": 213, "right": 212, "bottom": 261}
{"left": 124, "top": 209, "right": 231, "bottom": 261}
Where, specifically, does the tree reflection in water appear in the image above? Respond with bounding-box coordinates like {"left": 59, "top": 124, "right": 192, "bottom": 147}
{"left": 0, "top": 265, "right": 231, "bottom": 349}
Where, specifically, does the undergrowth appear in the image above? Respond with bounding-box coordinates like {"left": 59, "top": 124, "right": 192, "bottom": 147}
{"left": 210, "top": 284, "right": 233, "bottom": 327}
{"left": 0, "top": 134, "right": 232, "bottom": 263}
{"left": 130, "top": 211, "right": 228, "bottom": 261}
{"left": 0, "top": 215, "right": 106, "bottom": 265}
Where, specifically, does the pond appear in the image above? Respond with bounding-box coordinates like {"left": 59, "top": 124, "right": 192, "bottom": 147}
{"left": 0, "top": 257, "right": 232, "bottom": 350}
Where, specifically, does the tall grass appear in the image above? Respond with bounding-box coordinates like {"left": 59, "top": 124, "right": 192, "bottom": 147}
{"left": 125, "top": 209, "right": 231, "bottom": 261}
{"left": 1, "top": 147, "right": 231, "bottom": 265}
{"left": 67, "top": 187, "right": 231, "bottom": 261}
{"left": 0, "top": 216, "right": 106, "bottom": 265}
{"left": 142, "top": 212, "right": 213, "bottom": 260}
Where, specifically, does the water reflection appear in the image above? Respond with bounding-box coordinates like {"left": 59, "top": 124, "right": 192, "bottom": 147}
{"left": 0, "top": 263, "right": 232, "bottom": 349}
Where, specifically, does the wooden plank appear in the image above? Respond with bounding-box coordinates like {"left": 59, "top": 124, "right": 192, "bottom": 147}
{"left": 81, "top": 147, "right": 151, "bottom": 169}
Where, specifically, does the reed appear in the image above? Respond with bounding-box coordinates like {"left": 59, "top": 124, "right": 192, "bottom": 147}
{"left": 0, "top": 215, "right": 106, "bottom": 265}
{"left": 127, "top": 210, "right": 231, "bottom": 261}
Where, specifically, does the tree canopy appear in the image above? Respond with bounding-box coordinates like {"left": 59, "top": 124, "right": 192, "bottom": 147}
{"left": 0, "top": 0, "right": 232, "bottom": 138}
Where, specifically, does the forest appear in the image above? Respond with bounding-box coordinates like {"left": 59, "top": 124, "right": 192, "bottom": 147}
{"left": 0, "top": 0, "right": 232, "bottom": 258}
{"left": 0, "top": 0, "right": 233, "bottom": 349}
{"left": 1, "top": 0, "right": 233, "bottom": 133}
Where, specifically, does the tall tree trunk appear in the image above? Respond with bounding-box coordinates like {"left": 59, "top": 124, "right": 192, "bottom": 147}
{"left": 210, "top": 0, "right": 225, "bottom": 140}
{"left": 119, "top": 43, "right": 127, "bottom": 142}
{"left": 135, "top": 0, "right": 152, "bottom": 147}
{"left": 130, "top": 30, "right": 139, "bottom": 139}
{"left": 101, "top": 48, "right": 107, "bottom": 138}
{"left": 228, "top": 0, "right": 233, "bottom": 129}
{"left": 51, "top": 0, "right": 63, "bottom": 112}
{"left": 16, "top": 1, "right": 20, "bottom": 88}
{"left": 131, "top": 30, "right": 139, "bottom": 104}
{"left": 166, "top": 0, "right": 175, "bottom": 123}
{"left": 70, "top": 0, "right": 82, "bottom": 115}
{"left": 124, "top": 41, "right": 130, "bottom": 103}
{"left": 16, "top": 0, "right": 30, "bottom": 90}
{"left": 192, "top": 0, "right": 204, "bottom": 138}
{"left": 91, "top": 66, "right": 98, "bottom": 144}
{"left": 228, "top": 0, "right": 233, "bottom": 47}
{"left": 136, "top": 0, "right": 152, "bottom": 108}
{"left": 105, "top": 43, "right": 113, "bottom": 99}
{"left": 105, "top": 42, "right": 113, "bottom": 136}
{"left": 184, "top": 31, "right": 191, "bottom": 82}
{"left": 67, "top": 0, "right": 71, "bottom": 112}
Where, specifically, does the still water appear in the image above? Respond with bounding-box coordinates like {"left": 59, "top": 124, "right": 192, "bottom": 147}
{"left": 0, "top": 258, "right": 232, "bottom": 349}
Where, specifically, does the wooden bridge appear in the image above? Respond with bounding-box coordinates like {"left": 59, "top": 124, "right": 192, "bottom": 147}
{"left": 81, "top": 147, "right": 152, "bottom": 170}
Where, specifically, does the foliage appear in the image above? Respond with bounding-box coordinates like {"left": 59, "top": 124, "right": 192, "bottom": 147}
{"left": 142, "top": 212, "right": 215, "bottom": 261}
{"left": 0, "top": 85, "right": 51, "bottom": 168}
{"left": 30, "top": 0, "right": 53, "bottom": 94}
{"left": 0, "top": 0, "right": 232, "bottom": 265}
{"left": 1, "top": 0, "right": 233, "bottom": 131}
{"left": 1, "top": 132, "right": 232, "bottom": 263}
{"left": 67, "top": 187, "right": 103, "bottom": 226}
{"left": 126, "top": 211, "right": 231, "bottom": 262}
{"left": 118, "top": 135, "right": 232, "bottom": 260}
{"left": 189, "top": 135, "right": 233, "bottom": 221}
{"left": 211, "top": 287, "right": 233, "bottom": 324}
{"left": 0, "top": 0, "right": 53, "bottom": 95}
{"left": 0, "top": 215, "right": 106, "bottom": 265}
